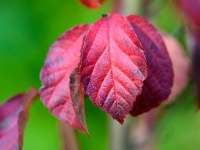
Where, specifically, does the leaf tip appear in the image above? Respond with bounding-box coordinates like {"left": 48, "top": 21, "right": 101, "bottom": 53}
{"left": 81, "top": 126, "right": 91, "bottom": 138}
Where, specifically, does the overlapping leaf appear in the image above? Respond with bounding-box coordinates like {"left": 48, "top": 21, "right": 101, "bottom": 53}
{"left": 0, "top": 88, "right": 38, "bottom": 150}
{"left": 127, "top": 15, "right": 173, "bottom": 116}
{"left": 40, "top": 24, "right": 91, "bottom": 134}
{"left": 81, "top": 14, "right": 147, "bottom": 124}
{"left": 78, "top": 0, "right": 106, "bottom": 9}
{"left": 69, "top": 65, "right": 89, "bottom": 136}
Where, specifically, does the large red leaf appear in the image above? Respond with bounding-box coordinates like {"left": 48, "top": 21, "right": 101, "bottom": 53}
{"left": 81, "top": 13, "right": 147, "bottom": 124}
{"left": 0, "top": 88, "right": 38, "bottom": 150}
{"left": 127, "top": 15, "right": 173, "bottom": 116}
{"left": 78, "top": 0, "right": 106, "bottom": 9}
{"left": 40, "top": 24, "right": 91, "bottom": 134}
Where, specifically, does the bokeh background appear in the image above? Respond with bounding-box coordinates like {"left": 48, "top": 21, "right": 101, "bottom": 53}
{"left": 0, "top": 0, "right": 200, "bottom": 149}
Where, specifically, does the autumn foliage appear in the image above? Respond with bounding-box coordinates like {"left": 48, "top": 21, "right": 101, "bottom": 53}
{"left": 0, "top": 88, "right": 38, "bottom": 150}
{"left": 39, "top": 13, "right": 173, "bottom": 134}
{"left": 0, "top": 0, "right": 199, "bottom": 149}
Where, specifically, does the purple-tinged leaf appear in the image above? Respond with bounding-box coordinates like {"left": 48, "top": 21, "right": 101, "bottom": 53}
{"left": 191, "top": 36, "right": 200, "bottom": 108}
{"left": 0, "top": 95, "right": 24, "bottom": 150}
{"left": 127, "top": 15, "right": 173, "bottom": 116}
{"left": 0, "top": 87, "right": 38, "bottom": 150}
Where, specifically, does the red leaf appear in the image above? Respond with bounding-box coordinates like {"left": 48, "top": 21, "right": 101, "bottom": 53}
{"left": 78, "top": 0, "right": 106, "bottom": 9}
{"left": 69, "top": 64, "right": 89, "bottom": 136}
{"left": 0, "top": 88, "right": 38, "bottom": 150}
{"left": 40, "top": 24, "right": 91, "bottom": 134}
{"left": 81, "top": 13, "right": 147, "bottom": 124}
{"left": 0, "top": 95, "right": 24, "bottom": 150}
{"left": 127, "top": 15, "right": 173, "bottom": 116}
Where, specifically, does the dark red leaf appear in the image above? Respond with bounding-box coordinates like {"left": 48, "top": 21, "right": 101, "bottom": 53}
{"left": 69, "top": 64, "right": 89, "bottom": 136}
{"left": 0, "top": 87, "right": 38, "bottom": 150}
{"left": 40, "top": 24, "right": 91, "bottom": 134}
{"left": 78, "top": 0, "right": 106, "bottom": 9}
{"left": 81, "top": 13, "right": 147, "bottom": 124}
{"left": 127, "top": 15, "right": 173, "bottom": 116}
{"left": 191, "top": 37, "right": 200, "bottom": 108}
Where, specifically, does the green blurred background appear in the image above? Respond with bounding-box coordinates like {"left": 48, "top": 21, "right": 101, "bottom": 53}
{"left": 0, "top": 0, "right": 200, "bottom": 149}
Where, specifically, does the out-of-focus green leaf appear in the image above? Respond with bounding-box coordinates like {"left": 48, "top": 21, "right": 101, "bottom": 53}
{"left": 156, "top": 83, "right": 200, "bottom": 150}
